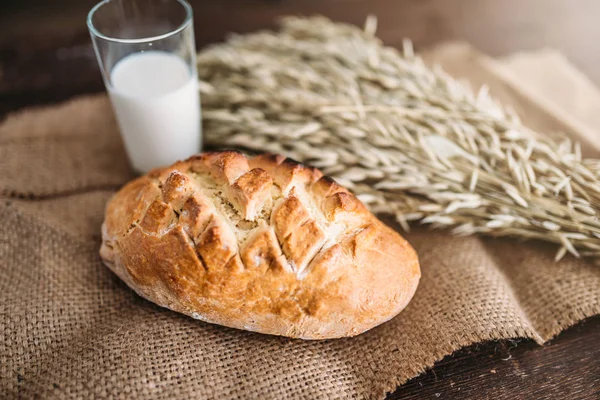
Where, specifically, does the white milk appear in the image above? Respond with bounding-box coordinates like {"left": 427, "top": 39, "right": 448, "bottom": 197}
{"left": 108, "top": 51, "right": 201, "bottom": 173}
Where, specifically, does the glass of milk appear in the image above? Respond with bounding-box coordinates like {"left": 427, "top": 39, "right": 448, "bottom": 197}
{"left": 88, "top": 0, "right": 201, "bottom": 173}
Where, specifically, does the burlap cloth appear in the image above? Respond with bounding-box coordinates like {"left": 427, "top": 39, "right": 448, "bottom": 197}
{"left": 2, "top": 43, "right": 600, "bottom": 399}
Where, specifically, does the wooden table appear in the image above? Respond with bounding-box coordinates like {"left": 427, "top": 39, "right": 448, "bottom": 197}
{"left": 1, "top": 1, "right": 598, "bottom": 398}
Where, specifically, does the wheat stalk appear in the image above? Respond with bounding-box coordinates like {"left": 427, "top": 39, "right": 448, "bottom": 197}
{"left": 197, "top": 16, "right": 600, "bottom": 262}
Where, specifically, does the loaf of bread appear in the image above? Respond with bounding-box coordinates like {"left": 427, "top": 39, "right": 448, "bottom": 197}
{"left": 100, "top": 152, "right": 420, "bottom": 339}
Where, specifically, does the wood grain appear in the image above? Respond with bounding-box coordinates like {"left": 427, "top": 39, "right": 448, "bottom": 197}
{"left": 1, "top": 1, "right": 599, "bottom": 398}
{"left": 389, "top": 317, "right": 600, "bottom": 399}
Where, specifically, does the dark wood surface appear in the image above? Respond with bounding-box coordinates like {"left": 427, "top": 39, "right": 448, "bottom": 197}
{"left": 1, "top": 1, "right": 599, "bottom": 398}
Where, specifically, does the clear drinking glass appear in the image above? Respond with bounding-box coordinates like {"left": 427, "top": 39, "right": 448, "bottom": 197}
{"left": 88, "top": 0, "right": 201, "bottom": 173}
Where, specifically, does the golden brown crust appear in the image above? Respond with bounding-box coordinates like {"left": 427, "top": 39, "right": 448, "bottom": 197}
{"left": 100, "top": 152, "right": 420, "bottom": 339}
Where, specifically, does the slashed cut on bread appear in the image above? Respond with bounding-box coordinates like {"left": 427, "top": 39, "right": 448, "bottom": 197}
{"left": 100, "top": 152, "right": 420, "bottom": 339}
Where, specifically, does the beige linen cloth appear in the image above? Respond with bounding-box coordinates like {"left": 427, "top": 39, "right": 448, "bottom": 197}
{"left": 1, "top": 44, "right": 599, "bottom": 399}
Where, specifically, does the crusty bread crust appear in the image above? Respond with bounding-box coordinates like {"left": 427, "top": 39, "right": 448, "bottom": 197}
{"left": 100, "top": 152, "right": 420, "bottom": 339}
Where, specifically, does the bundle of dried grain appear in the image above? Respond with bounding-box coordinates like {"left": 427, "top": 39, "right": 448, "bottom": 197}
{"left": 198, "top": 16, "right": 600, "bottom": 261}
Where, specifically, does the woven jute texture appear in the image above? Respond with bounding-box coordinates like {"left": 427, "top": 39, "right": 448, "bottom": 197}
{"left": 2, "top": 44, "right": 600, "bottom": 400}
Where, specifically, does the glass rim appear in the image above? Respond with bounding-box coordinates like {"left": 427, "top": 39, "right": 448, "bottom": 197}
{"left": 87, "top": 0, "right": 193, "bottom": 44}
